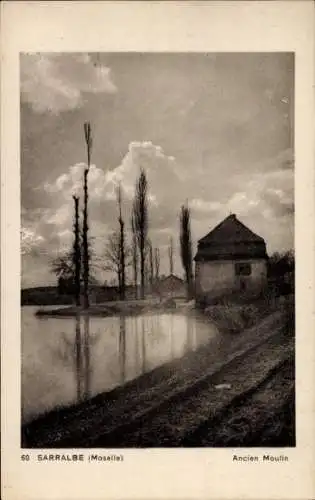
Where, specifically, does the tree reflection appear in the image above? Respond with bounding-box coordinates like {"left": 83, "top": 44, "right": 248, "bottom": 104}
{"left": 118, "top": 315, "right": 126, "bottom": 384}
{"left": 53, "top": 315, "right": 98, "bottom": 403}
{"left": 133, "top": 316, "right": 140, "bottom": 377}
{"left": 74, "top": 314, "right": 92, "bottom": 402}
{"left": 75, "top": 314, "right": 82, "bottom": 401}
{"left": 141, "top": 316, "right": 146, "bottom": 374}
{"left": 82, "top": 314, "right": 91, "bottom": 400}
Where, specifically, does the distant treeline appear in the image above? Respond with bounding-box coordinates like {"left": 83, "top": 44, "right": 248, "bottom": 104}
{"left": 21, "top": 285, "right": 122, "bottom": 306}
{"left": 21, "top": 287, "right": 71, "bottom": 306}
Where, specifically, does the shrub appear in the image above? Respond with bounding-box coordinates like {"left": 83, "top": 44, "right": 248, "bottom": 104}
{"left": 204, "top": 303, "right": 259, "bottom": 334}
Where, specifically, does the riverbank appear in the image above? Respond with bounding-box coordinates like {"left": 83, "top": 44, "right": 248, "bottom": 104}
{"left": 35, "top": 293, "right": 293, "bottom": 325}
{"left": 35, "top": 297, "right": 193, "bottom": 317}
{"left": 22, "top": 309, "right": 294, "bottom": 448}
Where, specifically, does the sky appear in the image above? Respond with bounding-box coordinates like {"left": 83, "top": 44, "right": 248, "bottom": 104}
{"left": 21, "top": 52, "right": 294, "bottom": 288}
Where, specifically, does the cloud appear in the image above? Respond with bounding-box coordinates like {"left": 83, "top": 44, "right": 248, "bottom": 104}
{"left": 103, "top": 141, "right": 180, "bottom": 202}
{"left": 22, "top": 143, "right": 294, "bottom": 285}
{"left": 20, "top": 53, "right": 117, "bottom": 114}
{"left": 23, "top": 141, "right": 185, "bottom": 270}
{"left": 21, "top": 227, "right": 44, "bottom": 256}
{"left": 43, "top": 163, "right": 104, "bottom": 199}
{"left": 44, "top": 140, "right": 179, "bottom": 199}
{"left": 224, "top": 167, "right": 294, "bottom": 219}
{"left": 38, "top": 145, "right": 294, "bottom": 248}
{"left": 190, "top": 198, "right": 222, "bottom": 216}
{"left": 189, "top": 170, "right": 293, "bottom": 223}
{"left": 43, "top": 140, "right": 181, "bottom": 219}
{"left": 184, "top": 149, "right": 294, "bottom": 254}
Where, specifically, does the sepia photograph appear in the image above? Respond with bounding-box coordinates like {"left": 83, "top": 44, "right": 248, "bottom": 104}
{"left": 20, "top": 52, "right": 295, "bottom": 449}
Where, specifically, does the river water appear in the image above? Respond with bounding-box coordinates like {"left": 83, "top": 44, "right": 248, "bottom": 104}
{"left": 22, "top": 306, "right": 218, "bottom": 424}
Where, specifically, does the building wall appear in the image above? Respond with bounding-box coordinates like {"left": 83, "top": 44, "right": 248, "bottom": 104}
{"left": 195, "top": 258, "right": 267, "bottom": 300}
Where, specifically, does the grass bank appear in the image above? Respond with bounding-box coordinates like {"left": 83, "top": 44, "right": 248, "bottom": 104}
{"left": 204, "top": 293, "right": 294, "bottom": 334}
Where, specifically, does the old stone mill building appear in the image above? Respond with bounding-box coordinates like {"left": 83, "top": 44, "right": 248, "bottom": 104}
{"left": 194, "top": 214, "right": 268, "bottom": 303}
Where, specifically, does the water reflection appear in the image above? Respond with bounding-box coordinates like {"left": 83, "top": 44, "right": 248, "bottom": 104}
{"left": 141, "top": 316, "right": 146, "bottom": 374}
{"left": 74, "top": 314, "right": 92, "bottom": 402}
{"left": 22, "top": 307, "right": 218, "bottom": 423}
{"left": 83, "top": 314, "right": 91, "bottom": 400}
{"left": 119, "top": 316, "right": 126, "bottom": 384}
{"left": 186, "top": 315, "right": 196, "bottom": 352}
{"left": 75, "top": 315, "right": 82, "bottom": 401}
{"left": 55, "top": 315, "right": 94, "bottom": 403}
{"left": 70, "top": 313, "right": 193, "bottom": 398}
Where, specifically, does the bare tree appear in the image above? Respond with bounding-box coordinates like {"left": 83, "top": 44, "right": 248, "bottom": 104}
{"left": 82, "top": 122, "right": 93, "bottom": 309}
{"left": 179, "top": 203, "right": 193, "bottom": 300}
{"left": 168, "top": 236, "right": 174, "bottom": 276}
{"left": 103, "top": 231, "right": 122, "bottom": 290}
{"left": 133, "top": 169, "right": 148, "bottom": 300}
{"left": 117, "top": 184, "right": 126, "bottom": 300}
{"left": 51, "top": 244, "right": 99, "bottom": 295}
{"left": 72, "top": 195, "right": 81, "bottom": 306}
{"left": 154, "top": 247, "right": 160, "bottom": 282}
{"left": 104, "top": 231, "right": 131, "bottom": 294}
{"left": 131, "top": 208, "right": 138, "bottom": 299}
{"left": 51, "top": 251, "right": 74, "bottom": 283}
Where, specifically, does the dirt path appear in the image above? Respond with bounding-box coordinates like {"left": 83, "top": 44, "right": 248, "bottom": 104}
{"left": 183, "top": 359, "right": 294, "bottom": 447}
{"left": 88, "top": 331, "right": 293, "bottom": 447}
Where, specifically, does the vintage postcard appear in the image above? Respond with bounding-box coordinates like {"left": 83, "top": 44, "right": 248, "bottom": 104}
{"left": 1, "top": 1, "right": 315, "bottom": 499}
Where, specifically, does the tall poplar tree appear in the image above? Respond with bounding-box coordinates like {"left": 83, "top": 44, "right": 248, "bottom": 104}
{"left": 179, "top": 203, "right": 193, "bottom": 300}
{"left": 72, "top": 195, "right": 81, "bottom": 306}
{"left": 133, "top": 169, "right": 148, "bottom": 300}
{"left": 82, "top": 122, "right": 92, "bottom": 309}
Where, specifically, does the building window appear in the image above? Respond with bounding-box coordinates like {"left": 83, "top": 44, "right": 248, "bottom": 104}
{"left": 235, "top": 262, "right": 252, "bottom": 276}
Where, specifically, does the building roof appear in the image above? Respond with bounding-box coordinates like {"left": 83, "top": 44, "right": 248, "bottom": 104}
{"left": 195, "top": 214, "right": 267, "bottom": 262}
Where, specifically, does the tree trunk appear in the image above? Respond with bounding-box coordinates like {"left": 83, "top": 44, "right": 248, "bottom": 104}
{"left": 133, "top": 245, "right": 138, "bottom": 299}
{"left": 73, "top": 196, "right": 81, "bottom": 307}
{"left": 117, "top": 184, "right": 126, "bottom": 301}
{"left": 169, "top": 236, "right": 174, "bottom": 275}
{"left": 140, "top": 239, "right": 145, "bottom": 300}
{"left": 82, "top": 168, "right": 89, "bottom": 309}
{"left": 82, "top": 122, "right": 92, "bottom": 309}
{"left": 120, "top": 221, "right": 125, "bottom": 301}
